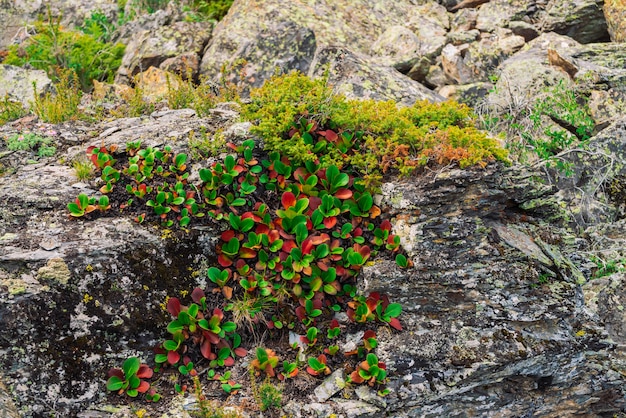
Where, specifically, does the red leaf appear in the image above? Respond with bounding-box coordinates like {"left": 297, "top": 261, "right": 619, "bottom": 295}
{"left": 311, "top": 233, "right": 330, "bottom": 245}
{"left": 137, "top": 380, "right": 151, "bottom": 393}
{"left": 255, "top": 225, "right": 269, "bottom": 236}
{"left": 363, "top": 329, "right": 376, "bottom": 340}
{"left": 242, "top": 211, "right": 261, "bottom": 222}
{"left": 212, "top": 308, "right": 224, "bottom": 320}
{"left": 309, "top": 196, "right": 321, "bottom": 210}
{"left": 223, "top": 357, "right": 235, "bottom": 367}
{"left": 335, "top": 188, "right": 353, "bottom": 199}
{"left": 281, "top": 191, "right": 296, "bottom": 209}
{"left": 282, "top": 239, "right": 297, "bottom": 253}
{"left": 306, "top": 366, "right": 319, "bottom": 376}
{"left": 221, "top": 229, "right": 236, "bottom": 241}
{"left": 137, "top": 364, "right": 153, "bottom": 379}
{"left": 301, "top": 238, "right": 314, "bottom": 255}
{"left": 167, "top": 350, "right": 180, "bottom": 365}
{"left": 205, "top": 331, "right": 220, "bottom": 344}
{"left": 201, "top": 340, "right": 212, "bottom": 359}
{"left": 295, "top": 306, "right": 306, "bottom": 320}
{"left": 234, "top": 347, "right": 248, "bottom": 357}
{"left": 108, "top": 368, "right": 124, "bottom": 379}
{"left": 350, "top": 370, "right": 365, "bottom": 384}
{"left": 356, "top": 244, "right": 371, "bottom": 260}
{"left": 218, "top": 254, "right": 233, "bottom": 267}
{"left": 330, "top": 319, "right": 339, "bottom": 329}
{"left": 191, "top": 288, "right": 205, "bottom": 304}
{"left": 380, "top": 220, "right": 392, "bottom": 231}
{"left": 239, "top": 247, "right": 257, "bottom": 259}
{"left": 318, "top": 129, "right": 338, "bottom": 142}
{"left": 323, "top": 217, "right": 337, "bottom": 229}
{"left": 389, "top": 317, "right": 403, "bottom": 331}
{"left": 166, "top": 298, "right": 182, "bottom": 316}
{"left": 265, "top": 364, "right": 276, "bottom": 377}
{"left": 267, "top": 229, "right": 280, "bottom": 242}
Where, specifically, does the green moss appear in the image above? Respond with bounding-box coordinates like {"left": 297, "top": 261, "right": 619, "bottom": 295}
{"left": 242, "top": 72, "right": 509, "bottom": 189}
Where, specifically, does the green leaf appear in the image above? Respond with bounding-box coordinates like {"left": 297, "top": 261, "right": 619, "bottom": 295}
{"left": 122, "top": 357, "right": 140, "bottom": 378}
{"left": 222, "top": 321, "right": 236, "bottom": 333}
{"left": 384, "top": 303, "right": 402, "bottom": 318}
{"left": 78, "top": 193, "right": 89, "bottom": 209}
{"left": 106, "top": 375, "right": 124, "bottom": 391}
{"left": 395, "top": 254, "right": 408, "bottom": 268}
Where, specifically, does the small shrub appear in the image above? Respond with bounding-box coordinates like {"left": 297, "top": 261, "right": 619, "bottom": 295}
{"left": 166, "top": 72, "right": 217, "bottom": 117}
{"left": 181, "top": 0, "right": 234, "bottom": 21}
{"left": 478, "top": 78, "right": 595, "bottom": 166}
{"left": 72, "top": 158, "right": 95, "bottom": 181}
{"left": 4, "top": 12, "right": 125, "bottom": 90}
{"left": 5, "top": 132, "right": 56, "bottom": 157}
{"left": 33, "top": 68, "right": 82, "bottom": 123}
{"left": 0, "top": 95, "right": 27, "bottom": 125}
{"left": 242, "top": 72, "right": 508, "bottom": 189}
{"left": 256, "top": 379, "right": 282, "bottom": 412}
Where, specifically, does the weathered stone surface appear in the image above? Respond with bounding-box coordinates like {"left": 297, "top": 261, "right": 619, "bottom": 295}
{"left": 115, "top": 21, "right": 212, "bottom": 84}
{"left": 442, "top": 30, "right": 525, "bottom": 84}
{"left": 539, "top": 0, "right": 609, "bottom": 43}
{"left": 475, "top": 0, "right": 537, "bottom": 33}
{"left": 133, "top": 67, "right": 179, "bottom": 102}
{"left": 314, "top": 369, "right": 346, "bottom": 402}
{"left": 0, "top": 64, "right": 53, "bottom": 109}
{"left": 159, "top": 52, "right": 200, "bottom": 80}
{"left": 363, "top": 165, "right": 626, "bottom": 417}
{"left": 604, "top": 0, "right": 626, "bottom": 42}
{"left": 438, "top": 81, "right": 493, "bottom": 106}
{"left": 199, "top": 0, "right": 441, "bottom": 103}
{"left": 0, "top": 111, "right": 240, "bottom": 417}
{"left": 311, "top": 47, "right": 444, "bottom": 106}
{"left": 481, "top": 33, "right": 579, "bottom": 115}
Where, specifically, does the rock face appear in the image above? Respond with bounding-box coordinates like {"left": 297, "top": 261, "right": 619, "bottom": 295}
{"left": 2, "top": 1, "right": 626, "bottom": 417}
{"left": 115, "top": 21, "right": 212, "bottom": 84}
{"left": 604, "top": 0, "right": 626, "bottom": 42}
{"left": 0, "top": 65, "right": 53, "bottom": 109}
{"left": 361, "top": 166, "right": 626, "bottom": 416}
{"left": 199, "top": 0, "right": 443, "bottom": 103}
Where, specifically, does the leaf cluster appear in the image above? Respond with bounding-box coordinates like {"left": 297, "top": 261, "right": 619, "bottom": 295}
{"left": 242, "top": 72, "right": 509, "bottom": 189}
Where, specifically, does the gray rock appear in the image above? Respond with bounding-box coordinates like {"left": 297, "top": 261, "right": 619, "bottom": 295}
{"left": 115, "top": 21, "right": 212, "bottom": 84}
{"left": 314, "top": 369, "right": 346, "bottom": 402}
{"left": 311, "top": 47, "right": 444, "bottom": 106}
{"left": 476, "top": 0, "right": 537, "bottom": 33}
{"left": 539, "top": 0, "right": 609, "bottom": 44}
{"left": 199, "top": 0, "right": 440, "bottom": 103}
{"left": 0, "top": 64, "right": 53, "bottom": 109}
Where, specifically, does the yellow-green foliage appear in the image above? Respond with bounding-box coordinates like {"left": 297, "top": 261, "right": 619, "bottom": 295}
{"left": 166, "top": 72, "right": 218, "bottom": 117}
{"left": 242, "top": 72, "right": 508, "bottom": 188}
{"left": 0, "top": 95, "right": 27, "bottom": 126}
{"left": 4, "top": 14, "right": 125, "bottom": 91}
{"left": 33, "top": 68, "right": 83, "bottom": 123}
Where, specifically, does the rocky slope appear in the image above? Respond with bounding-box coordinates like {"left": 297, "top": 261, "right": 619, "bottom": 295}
{"left": 1, "top": 0, "right": 626, "bottom": 417}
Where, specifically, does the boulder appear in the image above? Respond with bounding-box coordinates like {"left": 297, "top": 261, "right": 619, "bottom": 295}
{"left": 199, "top": 0, "right": 441, "bottom": 104}
{"left": 115, "top": 21, "right": 212, "bottom": 84}
{"left": 481, "top": 33, "right": 580, "bottom": 117}
{"left": 604, "top": 0, "right": 626, "bottom": 42}
{"left": 310, "top": 47, "right": 444, "bottom": 106}
{"left": 539, "top": 0, "right": 609, "bottom": 43}
{"left": 475, "top": 0, "right": 538, "bottom": 33}
{"left": 441, "top": 29, "right": 526, "bottom": 84}
{"left": 0, "top": 64, "right": 53, "bottom": 109}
